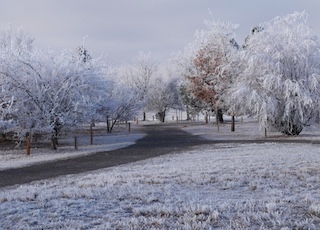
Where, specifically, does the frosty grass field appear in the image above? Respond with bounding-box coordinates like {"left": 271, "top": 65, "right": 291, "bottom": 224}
{"left": 1, "top": 118, "right": 320, "bottom": 229}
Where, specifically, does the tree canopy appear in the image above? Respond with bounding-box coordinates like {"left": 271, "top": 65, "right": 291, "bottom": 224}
{"left": 2, "top": 11, "right": 320, "bottom": 144}
{"left": 231, "top": 11, "right": 320, "bottom": 135}
{"left": 175, "top": 11, "right": 320, "bottom": 135}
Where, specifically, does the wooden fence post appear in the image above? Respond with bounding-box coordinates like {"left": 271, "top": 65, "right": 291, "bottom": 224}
{"left": 90, "top": 124, "right": 93, "bottom": 145}
{"left": 74, "top": 136, "right": 78, "bottom": 150}
{"left": 265, "top": 127, "right": 267, "bottom": 137}
{"left": 26, "top": 135, "right": 31, "bottom": 156}
{"left": 216, "top": 106, "right": 220, "bottom": 132}
{"left": 231, "top": 115, "right": 235, "bottom": 132}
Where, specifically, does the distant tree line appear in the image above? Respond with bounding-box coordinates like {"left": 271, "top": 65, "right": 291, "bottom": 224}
{"left": 0, "top": 11, "right": 319, "bottom": 152}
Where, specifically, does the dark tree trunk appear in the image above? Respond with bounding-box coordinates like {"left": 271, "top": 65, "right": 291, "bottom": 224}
{"left": 217, "top": 109, "right": 224, "bottom": 123}
{"left": 186, "top": 106, "right": 191, "bottom": 121}
{"left": 158, "top": 112, "right": 165, "bottom": 122}
{"left": 54, "top": 129, "right": 59, "bottom": 146}
{"left": 231, "top": 115, "right": 235, "bottom": 132}
{"left": 106, "top": 116, "right": 110, "bottom": 133}
{"left": 216, "top": 109, "right": 223, "bottom": 123}
{"left": 158, "top": 108, "right": 167, "bottom": 123}
{"left": 109, "top": 119, "right": 117, "bottom": 133}
{"left": 26, "top": 135, "right": 31, "bottom": 155}
{"left": 90, "top": 124, "right": 93, "bottom": 145}
{"left": 51, "top": 136, "right": 58, "bottom": 150}
{"left": 143, "top": 111, "right": 146, "bottom": 121}
{"left": 50, "top": 127, "right": 59, "bottom": 150}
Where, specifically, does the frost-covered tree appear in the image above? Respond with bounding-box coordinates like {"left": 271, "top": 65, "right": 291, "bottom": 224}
{"left": 73, "top": 48, "right": 114, "bottom": 127}
{"left": 0, "top": 26, "right": 36, "bottom": 139}
{"left": 122, "top": 51, "right": 158, "bottom": 120}
{"left": 12, "top": 49, "right": 106, "bottom": 148}
{"left": 103, "top": 83, "right": 140, "bottom": 132}
{"left": 232, "top": 12, "right": 320, "bottom": 135}
{"left": 178, "top": 82, "right": 206, "bottom": 120}
{"left": 0, "top": 26, "right": 112, "bottom": 148}
{"left": 174, "top": 48, "right": 209, "bottom": 120}
{"left": 147, "top": 77, "right": 180, "bottom": 122}
{"left": 175, "top": 18, "right": 239, "bottom": 123}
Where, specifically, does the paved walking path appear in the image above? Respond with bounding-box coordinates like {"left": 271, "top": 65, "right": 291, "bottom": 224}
{"left": 0, "top": 123, "right": 210, "bottom": 188}
{"left": 1, "top": 122, "right": 319, "bottom": 189}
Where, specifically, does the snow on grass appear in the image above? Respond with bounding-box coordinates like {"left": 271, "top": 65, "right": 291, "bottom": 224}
{"left": 0, "top": 133, "right": 145, "bottom": 171}
{"left": 183, "top": 117, "right": 320, "bottom": 141}
{"left": 1, "top": 142, "right": 320, "bottom": 229}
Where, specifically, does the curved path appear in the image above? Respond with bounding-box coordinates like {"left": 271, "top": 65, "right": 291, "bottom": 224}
{"left": 0, "top": 123, "right": 210, "bottom": 188}
{"left": 1, "top": 122, "right": 319, "bottom": 188}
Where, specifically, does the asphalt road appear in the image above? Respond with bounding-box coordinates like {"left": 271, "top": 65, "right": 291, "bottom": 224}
{"left": 0, "top": 123, "right": 210, "bottom": 188}
{"left": 1, "top": 122, "right": 319, "bottom": 189}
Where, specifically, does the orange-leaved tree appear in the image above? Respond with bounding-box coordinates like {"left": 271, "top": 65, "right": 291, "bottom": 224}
{"left": 180, "top": 19, "right": 240, "bottom": 124}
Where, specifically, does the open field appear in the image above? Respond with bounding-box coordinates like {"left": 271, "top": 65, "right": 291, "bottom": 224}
{"left": 1, "top": 118, "right": 320, "bottom": 229}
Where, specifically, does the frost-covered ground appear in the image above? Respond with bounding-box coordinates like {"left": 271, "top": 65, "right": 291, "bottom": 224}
{"left": 0, "top": 126, "right": 145, "bottom": 170}
{"left": 1, "top": 118, "right": 320, "bottom": 229}
{"left": 183, "top": 116, "right": 320, "bottom": 141}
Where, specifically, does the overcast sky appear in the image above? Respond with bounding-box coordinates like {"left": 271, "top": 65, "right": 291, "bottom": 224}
{"left": 1, "top": 1, "right": 320, "bottom": 66}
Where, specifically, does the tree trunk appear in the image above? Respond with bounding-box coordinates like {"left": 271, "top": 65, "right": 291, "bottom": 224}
{"left": 54, "top": 129, "right": 59, "bottom": 146}
{"left": 231, "top": 115, "right": 235, "bottom": 132}
{"left": 106, "top": 116, "right": 110, "bottom": 133}
{"left": 186, "top": 106, "right": 191, "bottom": 120}
{"left": 51, "top": 136, "right": 57, "bottom": 150}
{"left": 158, "top": 108, "right": 167, "bottom": 122}
{"left": 90, "top": 124, "right": 93, "bottom": 145}
{"left": 217, "top": 109, "right": 224, "bottom": 123}
{"left": 109, "top": 119, "right": 118, "bottom": 133}
{"left": 143, "top": 111, "right": 146, "bottom": 121}
{"left": 74, "top": 136, "right": 78, "bottom": 150}
{"left": 26, "top": 135, "right": 31, "bottom": 155}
